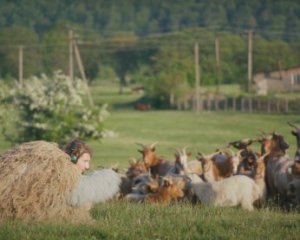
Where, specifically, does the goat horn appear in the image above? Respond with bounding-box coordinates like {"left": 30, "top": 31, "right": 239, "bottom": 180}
{"left": 173, "top": 147, "right": 180, "bottom": 154}
{"left": 182, "top": 146, "right": 188, "bottom": 154}
{"left": 197, "top": 152, "right": 204, "bottom": 157}
{"left": 288, "top": 121, "right": 299, "bottom": 130}
{"left": 150, "top": 142, "right": 158, "bottom": 149}
{"left": 135, "top": 142, "right": 147, "bottom": 149}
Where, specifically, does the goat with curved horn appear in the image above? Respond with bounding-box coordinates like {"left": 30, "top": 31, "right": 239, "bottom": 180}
{"left": 135, "top": 142, "right": 147, "bottom": 149}
{"left": 288, "top": 121, "right": 299, "bottom": 130}
{"left": 150, "top": 142, "right": 158, "bottom": 149}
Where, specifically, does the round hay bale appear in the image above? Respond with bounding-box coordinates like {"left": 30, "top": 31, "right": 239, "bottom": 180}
{"left": 0, "top": 141, "right": 92, "bottom": 224}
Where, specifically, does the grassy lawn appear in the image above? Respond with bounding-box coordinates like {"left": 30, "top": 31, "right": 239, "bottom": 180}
{"left": 88, "top": 110, "right": 300, "bottom": 169}
{"left": 0, "top": 82, "right": 299, "bottom": 239}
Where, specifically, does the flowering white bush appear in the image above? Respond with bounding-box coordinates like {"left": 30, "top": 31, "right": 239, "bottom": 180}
{"left": 0, "top": 71, "right": 109, "bottom": 143}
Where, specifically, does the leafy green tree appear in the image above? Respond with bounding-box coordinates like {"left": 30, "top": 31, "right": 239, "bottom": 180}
{"left": 104, "top": 32, "right": 142, "bottom": 94}
{"left": 40, "top": 21, "right": 70, "bottom": 75}
{"left": 145, "top": 46, "right": 194, "bottom": 105}
{"left": 0, "top": 26, "right": 42, "bottom": 79}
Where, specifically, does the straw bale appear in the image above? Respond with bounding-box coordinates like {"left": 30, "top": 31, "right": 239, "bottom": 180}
{"left": 0, "top": 141, "right": 91, "bottom": 224}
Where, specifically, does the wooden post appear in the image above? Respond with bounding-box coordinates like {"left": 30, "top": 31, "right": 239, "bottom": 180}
{"left": 247, "top": 31, "right": 253, "bottom": 92}
{"left": 285, "top": 98, "right": 289, "bottom": 113}
{"left": 69, "top": 29, "right": 74, "bottom": 81}
{"left": 233, "top": 97, "right": 236, "bottom": 112}
{"left": 18, "top": 45, "right": 23, "bottom": 85}
{"left": 215, "top": 38, "right": 221, "bottom": 93}
{"left": 267, "top": 99, "right": 271, "bottom": 113}
{"left": 249, "top": 97, "right": 252, "bottom": 113}
{"left": 224, "top": 97, "right": 228, "bottom": 111}
{"left": 73, "top": 39, "right": 94, "bottom": 107}
{"left": 276, "top": 99, "right": 280, "bottom": 113}
{"left": 214, "top": 97, "right": 218, "bottom": 111}
{"left": 241, "top": 97, "right": 245, "bottom": 112}
{"left": 257, "top": 98, "right": 261, "bottom": 113}
{"left": 194, "top": 42, "right": 201, "bottom": 112}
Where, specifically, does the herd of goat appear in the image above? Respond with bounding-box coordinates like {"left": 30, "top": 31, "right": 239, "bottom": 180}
{"left": 116, "top": 122, "right": 300, "bottom": 211}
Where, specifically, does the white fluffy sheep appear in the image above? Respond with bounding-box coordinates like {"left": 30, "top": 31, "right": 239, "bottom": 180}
{"left": 69, "top": 169, "right": 121, "bottom": 208}
{"left": 188, "top": 174, "right": 260, "bottom": 211}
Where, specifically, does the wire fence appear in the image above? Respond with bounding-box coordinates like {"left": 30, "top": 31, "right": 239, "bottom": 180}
{"left": 176, "top": 95, "right": 300, "bottom": 114}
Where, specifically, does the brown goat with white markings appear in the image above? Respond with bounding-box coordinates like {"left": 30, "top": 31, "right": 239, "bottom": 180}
{"left": 197, "top": 150, "right": 234, "bottom": 182}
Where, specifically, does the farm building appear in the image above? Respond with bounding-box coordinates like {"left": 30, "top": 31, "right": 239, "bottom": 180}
{"left": 253, "top": 65, "right": 300, "bottom": 95}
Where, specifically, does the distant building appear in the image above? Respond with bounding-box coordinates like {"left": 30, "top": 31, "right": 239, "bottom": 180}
{"left": 253, "top": 66, "right": 300, "bottom": 95}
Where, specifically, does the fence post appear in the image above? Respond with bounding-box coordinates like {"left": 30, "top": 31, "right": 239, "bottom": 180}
{"left": 249, "top": 97, "right": 252, "bottom": 113}
{"left": 224, "top": 97, "right": 228, "bottom": 111}
{"left": 214, "top": 97, "right": 218, "bottom": 111}
{"left": 233, "top": 97, "right": 236, "bottom": 112}
{"left": 276, "top": 99, "right": 280, "bottom": 113}
{"left": 267, "top": 99, "right": 271, "bottom": 113}
{"left": 257, "top": 98, "right": 261, "bottom": 113}
{"left": 285, "top": 98, "right": 289, "bottom": 113}
{"left": 241, "top": 97, "right": 245, "bottom": 112}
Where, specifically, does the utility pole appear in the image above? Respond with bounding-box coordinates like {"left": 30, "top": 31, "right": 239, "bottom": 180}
{"left": 194, "top": 42, "right": 201, "bottom": 112}
{"left": 73, "top": 39, "right": 94, "bottom": 107}
{"left": 69, "top": 29, "right": 74, "bottom": 81}
{"left": 247, "top": 30, "right": 253, "bottom": 92}
{"left": 18, "top": 45, "right": 23, "bottom": 85}
{"left": 215, "top": 37, "right": 221, "bottom": 93}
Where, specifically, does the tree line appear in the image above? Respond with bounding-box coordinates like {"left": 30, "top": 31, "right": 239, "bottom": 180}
{"left": 0, "top": 0, "right": 300, "bottom": 104}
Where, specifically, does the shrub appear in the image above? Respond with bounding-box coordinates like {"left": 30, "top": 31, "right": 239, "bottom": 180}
{"left": 0, "top": 71, "right": 109, "bottom": 144}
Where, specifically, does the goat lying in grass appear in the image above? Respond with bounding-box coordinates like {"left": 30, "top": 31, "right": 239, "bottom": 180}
{"left": 125, "top": 174, "right": 159, "bottom": 203}
{"left": 145, "top": 176, "right": 185, "bottom": 204}
{"left": 118, "top": 158, "right": 148, "bottom": 198}
{"left": 188, "top": 173, "right": 260, "bottom": 211}
{"left": 126, "top": 175, "right": 187, "bottom": 204}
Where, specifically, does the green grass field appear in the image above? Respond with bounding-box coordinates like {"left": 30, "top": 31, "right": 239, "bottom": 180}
{"left": 0, "top": 83, "right": 300, "bottom": 239}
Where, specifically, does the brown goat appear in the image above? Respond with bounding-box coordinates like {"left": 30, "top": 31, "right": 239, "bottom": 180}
{"left": 126, "top": 158, "right": 148, "bottom": 180}
{"left": 261, "top": 132, "right": 293, "bottom": 202}
{"left": 145, "top": 176, "right": 185, "bottom": 204}
{"left": 198, "top": 152, "right": 233, "bottom": 182}
{"left": 236, "top": 148, "right": 259, "bottom": 178}
{"left": 136, "top": 142, "right": 175, "bottom": 176}
{"left": 288, "top": 122, "right": 300, "bottom": 162}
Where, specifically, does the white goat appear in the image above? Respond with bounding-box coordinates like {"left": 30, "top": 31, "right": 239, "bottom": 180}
{"left": 188, "top": 174, "right": 260, "bottom": 211}
{"left": 174, "top": 148, "right": 202, "bottom": 175}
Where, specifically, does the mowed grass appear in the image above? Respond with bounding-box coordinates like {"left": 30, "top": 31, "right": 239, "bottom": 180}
{"left": 88, "top": 110, "right": 300, "bottom": 169}
{"left": 0, "top": 202, "right": 299, "bottom": 240}
{"left": 0, "top": 83, "right": 300, "bottom": 239}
